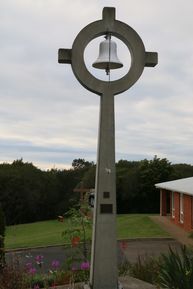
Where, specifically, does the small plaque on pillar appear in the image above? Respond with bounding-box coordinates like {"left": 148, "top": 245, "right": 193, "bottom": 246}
{"left": 100, "top": 204, "right": 113, "bottom": 214}
{"left": 103, "top": 191, "right": 110, "bottom": 198}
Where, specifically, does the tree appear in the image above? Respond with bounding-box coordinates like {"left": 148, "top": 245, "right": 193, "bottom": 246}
{"left": 1, "top": 156, "right": 193, "bottom": 225}
{"left": 172, "top": 163, "right": 193, "bottom": 179}
{"left": 82, "top": 165, "right": 96, "bottom": 188}
{"left": 0, "top": 204, "right": 5, "bottom": 268}
{"left": 116, "top": 161, "right": 140, "bottom": 213}
{"left": 138, "top": 156, "right": 173, "bottom": 212}
{"left": 72, "top": 159, "right": 94, "bottom": 170}
{"left": 116, "top": 156, "right": 173, "bottom": 214}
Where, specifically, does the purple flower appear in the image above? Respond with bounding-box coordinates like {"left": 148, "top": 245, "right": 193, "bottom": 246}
{"left": 80, "top": 261, "right": 90, "bottom": 270}
{"left": 71, "top": 264, "right": 78, "bottom": 271}
{"left": 26, "top": 262, "right": 32, "bottom": 269}
{"left": 35, "top": 255, "right": 44, "bottom": 267}
{"left": 28, "top": 267, "right": 37, "bottom": 275}
{"left": 33, "top": 285, "right": 40, "bottom": 289}
{"left": 35, "top": 255, "right": 43, "bottom": 263}
{"left": 51, "top": 260, "right": 60, "bottom": 269}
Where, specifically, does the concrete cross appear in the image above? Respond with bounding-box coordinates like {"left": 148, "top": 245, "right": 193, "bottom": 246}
{"left": 58, "top": 7, "right": 158, "bottom": 289}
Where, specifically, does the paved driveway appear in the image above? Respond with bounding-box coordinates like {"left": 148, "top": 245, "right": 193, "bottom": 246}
{"left": 122, "top": 238, "right": 181, "bottom": 262}
{"left": 6, "top": 238, "right": 181, "bottom": 272}
{"left": 150, "top": 215, "right": 193, "bottom": 246}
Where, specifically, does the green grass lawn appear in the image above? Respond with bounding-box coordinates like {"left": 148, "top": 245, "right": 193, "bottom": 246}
{"left": 5, "top": 214, "right": 169, "bottom": 250}
{"left": 117, "top": 214, "right": 169, "bottom": 239}
{"left": 5, "top": 219, "right": 67, "bottom": 250}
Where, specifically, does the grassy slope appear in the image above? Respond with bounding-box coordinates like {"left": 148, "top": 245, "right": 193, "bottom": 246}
{"left": 117, "top": 214, "right": 169, "bottom": 239}
{"left": 5, "top": 214, "right": 169, "bottom": 250}
{"left": 5, "top": 220, "right": 66, "bottom": 249}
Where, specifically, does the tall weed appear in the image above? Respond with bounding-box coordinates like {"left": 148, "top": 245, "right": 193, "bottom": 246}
{"left": 127, "top": 255, "right": 160, "bottom": 285}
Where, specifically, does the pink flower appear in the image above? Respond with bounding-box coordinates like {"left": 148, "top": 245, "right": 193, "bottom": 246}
{"left": 26, "top": 262, "right": 32, "bottom": 269}
{"left": 71, "top": 264, "right": 78, "bottom": 271}
{"left": 35, "top": 255, "right": 43, "bottom": 263}
{"left": 51, "top": 260, "right": 60, "bottom": 269}
{"left": 80, "top": 261, "right": 90, "bottom": 270}
{"left": 28, "top": 267, "right": 37, "bottom": 275}
{"left": 35, "top": 255, "right": 44, "bottom": 267}
{"left": 33, "top": 285, "right": 40, "bottom": 289}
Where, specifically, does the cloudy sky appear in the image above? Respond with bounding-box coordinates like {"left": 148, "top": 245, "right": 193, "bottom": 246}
{"left": 0, "top": 0, "right": 193, "bottom": 170}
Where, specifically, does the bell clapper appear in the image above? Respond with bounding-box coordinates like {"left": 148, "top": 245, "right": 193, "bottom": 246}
{"left": 106, "top": 34, "right": 111, "bottom": 78}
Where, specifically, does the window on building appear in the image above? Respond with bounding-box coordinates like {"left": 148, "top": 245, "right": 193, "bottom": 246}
{"left": 171, "top": 191, "right": 175, "bottom": 219}
{"left": 179, "top": 193, "right": 184, "bottom": 224}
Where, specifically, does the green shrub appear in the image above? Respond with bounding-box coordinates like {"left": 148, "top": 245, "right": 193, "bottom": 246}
{"left": 118, "top": 260, "right": 130, "bottom": 277}
{"left": 159, "top": 245, "right": 193, "bottom": 289}
{"left": 62, "top": 205, "right": 92, "bottom": 262}
{"left": 0, "top": 265, "right": 27, "bottom": 289}
{"left": 0, "top": 203, "right": 5, "bottom": 268}
{"left": 189, "top": 231, "right": 193, "bottom": 239}
{"left": 127, "top": 255, "right": 160, "bottom": 285}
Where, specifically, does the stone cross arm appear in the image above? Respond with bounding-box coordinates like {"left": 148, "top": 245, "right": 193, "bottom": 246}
{"left": 58, "top": 48, "right": 157, "bottom": 67}
{"left": 58, "top": 48, "right": 72, "bottom": 64}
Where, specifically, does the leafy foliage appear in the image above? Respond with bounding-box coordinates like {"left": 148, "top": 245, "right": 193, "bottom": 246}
{"left": 116, "top": 156, "right": 173, "bottom": 213}
{"left": 1, "top": 156, "right": 193, "bottom": 225}
{"left": 72, "top": 158, "right": 94, "bottom": 170}
{"left": 0, "top": 159, "right": 89, "bottom": 225}
{"left": 62, "top": 205, "right": 92, "bottom": 264}
{"left": 127, "top": 255, "right": 160, "bottom": 285}
{"left": 0, "top": 255, "right": 90, "bottom": 288}
{"left": 0, "top": 204, "right": 5, "bottom": 268}
{"left": 159, "top": 246, "right": 193, "bottom": 289}
{"left": 125, "top": 245, "right": 193, "bottom": 288}
{"left": 0, "top": 264, "right": 26, "bottom": 289}
{"left": 171, "top": 163, "right": 193, "bottom": 179}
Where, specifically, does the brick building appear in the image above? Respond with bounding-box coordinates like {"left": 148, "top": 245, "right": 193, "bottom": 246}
{"left": 155, "top": 177, "right": 193, "bottom": 231}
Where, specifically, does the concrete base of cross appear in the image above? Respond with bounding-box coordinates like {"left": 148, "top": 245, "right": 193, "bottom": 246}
{"left": 83, "top": 276, "right": 157, "bottom": 289}
{"left": 48, "top": 276, "right": 157, "bottom": 289}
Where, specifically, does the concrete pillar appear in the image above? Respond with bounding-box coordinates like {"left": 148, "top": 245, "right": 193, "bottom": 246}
{"left": 90, "top": 91, "right": 118, "bottom": 289}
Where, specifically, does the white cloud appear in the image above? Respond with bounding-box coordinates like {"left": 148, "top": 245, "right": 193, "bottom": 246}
{"left": 0, "top": 0, "right": 193, "bottom": 168}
